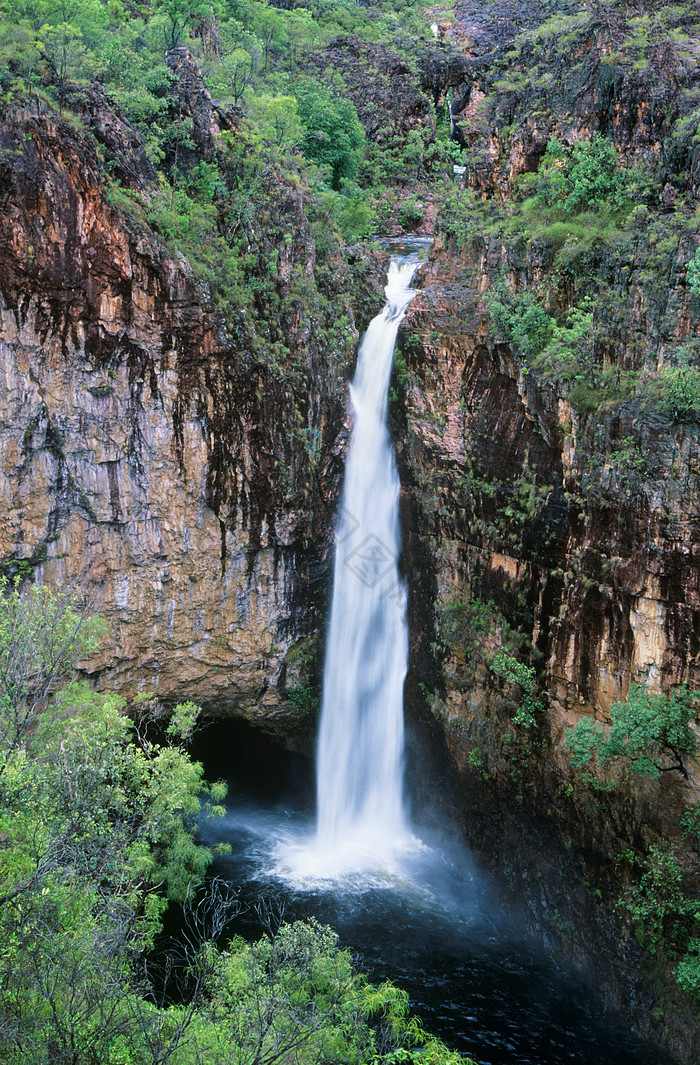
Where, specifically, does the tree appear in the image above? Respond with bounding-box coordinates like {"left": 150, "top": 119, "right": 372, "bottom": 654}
{"left": 566, "top": 683, "right": 698, "bottom": 786}
{"left": 249, "top": 1, "right": 287, "bottom": 72}
{"left": 0, "top": 575, "right": 104, "bottom": 749}
{"left": 250, "top": 94, "right": 304, "bottom": 148}
{"left": 198, "top": 918, "right": 471, "bottom": 1065}
{"left": 221, "top": 46, "right": 258, "bottom": 104}
{"left": 535, "top": 135, "right": 626, "bottom": 215}
{"left": 155, "top": 0, "right": 212, "bottom": 51}
{"left": 294, "top": 75, "right": 365, "bottom": 189}
{"left": 285, "top": 8, "right": 318, "bottom": 66}
{"left": 0, "top": 580, "right": 225, "bottom": 1063}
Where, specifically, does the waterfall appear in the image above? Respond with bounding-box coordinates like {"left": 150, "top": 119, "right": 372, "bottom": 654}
{"left": 312, "top": 257, "right": 421, "bottom": 873}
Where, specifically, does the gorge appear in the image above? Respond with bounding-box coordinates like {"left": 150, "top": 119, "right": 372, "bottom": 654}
{"left": 0, "top": 0, "right": 699, "bottom": 1062}
{"left": 188, "top": 249, "right": 679, "bottom": 1063}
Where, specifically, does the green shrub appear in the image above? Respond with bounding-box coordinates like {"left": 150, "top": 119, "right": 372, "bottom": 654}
{"left": 398, "top": 194, "right": 424, "bottom": 230}
{"left": 436, "top": 189, "right": 480, "bottom": 251}
{"left": 321, "top": 185, "right": 376, "bottom": 242}
{"left": 535, "top": 135, "right": 627, "bottom": 215}
{"left": 490, "top": 649, "right": 543, "bottom": 727}
{"left": 202, "top": 918, "right": 474, "bottom": 1065}
{"left": 566, "top": 683, "right": 697, "bottom": 785}
{"left": 485, "top": 285, "right": 553, "bottom": 360}
{"left": 676, "top": 940, "right": 700, "bottom": 999}
{"left": 620, "top": 844, "right": 699, "bottom": 951}
{"left": 680, "top": 802, "right": 700, "bottom": 851}
{"left": 286, "top": 682, "right": 319, "bottom": 715}
{"left": 687, "top": 248, "right": 700, "bottom": 295}
{"left": 658, "top": 365, "right": 700, "bottom": 421}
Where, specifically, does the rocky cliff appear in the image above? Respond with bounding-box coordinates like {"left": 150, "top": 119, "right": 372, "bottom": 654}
{"left": 391, "top": 0, "right": 700, "bottom": 1055}
{"left": 0, "top": 91, "right": 355, "bottom": 737}
{"left": 403, "top": 0, "right": 700, "bottom": 815}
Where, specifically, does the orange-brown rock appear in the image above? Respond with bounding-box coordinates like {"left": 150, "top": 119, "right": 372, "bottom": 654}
{"left": 0, "top": 102, "right": 346, "bottom": 733}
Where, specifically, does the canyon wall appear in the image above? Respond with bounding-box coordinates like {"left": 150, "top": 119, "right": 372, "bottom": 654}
{"left": 0, "top": 98, "right": 352, "bottom": 738}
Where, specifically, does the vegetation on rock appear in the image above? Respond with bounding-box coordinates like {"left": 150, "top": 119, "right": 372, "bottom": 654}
{"left": 0, "top": 579, "right": 474, "bottom": 1064}
{"left": 566, "top": 684, "right": 698, "bottom": 785}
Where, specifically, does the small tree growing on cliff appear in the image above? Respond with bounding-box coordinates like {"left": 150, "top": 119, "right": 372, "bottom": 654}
{"left": 566, "top": 683, "right": 698, "bottom": 787}
{"left": 535, "top": 135, "right": 626, "bottom": 215}
{"left": 687, "top": 247, "right": 700, "bottom": 296}
{"left": 490, "top": 649, "right": 543, "bottom": 728}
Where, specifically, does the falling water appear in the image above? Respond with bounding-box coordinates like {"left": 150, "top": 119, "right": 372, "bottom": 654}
{"left": 312, "top": 257, "right": 421, "bottom": 875}
{"left": 198, "top": 255, "right": 672, "bottom": 1065}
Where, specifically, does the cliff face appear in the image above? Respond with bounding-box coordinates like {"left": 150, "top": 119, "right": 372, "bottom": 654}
{"left": 390, "top": 1, "right": 700, "bottom": 1054}
{"left": 0, "top": 98, "right": 351, "bottom": 735}
{"left": 0, "top": 21, "right": 477, "bottom": 735}
{"left": 399, "top": 0, "right": 700, "bottom": 785}
{"left": 306, "top": 34, "right": 470, "bottom": 143}
{"left": 403, "top": 266, "right": 700, "bottom": 746}
{"left": 397, "top": 308, "right": 700, "bottom": 1051}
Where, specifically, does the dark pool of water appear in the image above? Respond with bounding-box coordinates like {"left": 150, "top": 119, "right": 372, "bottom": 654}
{"left": 191, "top": 723, "right": 676, "bottom": 1065}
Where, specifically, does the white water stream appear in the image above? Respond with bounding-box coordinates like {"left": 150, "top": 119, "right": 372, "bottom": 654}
{"left": 277, "top": 256, "right": 422, "bottom": 882}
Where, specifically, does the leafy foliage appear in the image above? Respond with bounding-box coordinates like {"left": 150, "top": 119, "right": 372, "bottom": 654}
{"left": 0, "top": 581, "right": 227, "bottom": 1062}
{"left": 490, "top": 649, "right": 543, "bottom": 728}
{"left": 620, "top": 845, "right": 699, "bottom": 950}
{"left": 167, "top": 916, "right": 473, "bottom": 1065}
{"left": 566, "top": 683, "right": 697, "bottom": 785}
{"left": 676, "top": 938, "right": 700, "bottom": 998}
{"left": 533, "top": 136, "right": 627, "bottom": 216}
{"left": 617, "top": 845, "right": 700, "bottom": 1000}
{"left": 688, "top": 247, "right": 700, "bottom": 295}
{"left": 680, "top": 802, "right": 700, "bottom": 851}
{"left": 0, "top": 575, "right": 105, "bottom": 748}
{"left": 657, "top": 364, "right": 700, "bottom": 421}
{"left": 294, "top": 75, "right": 365, "bottom": 189}
{"left": 0, "top": 579, "right": 475, "bottom": 1062}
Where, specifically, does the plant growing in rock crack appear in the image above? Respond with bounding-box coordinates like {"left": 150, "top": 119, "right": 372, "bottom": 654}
{"left": 687, "top": 247, "right": 700, "bottom": 296}
{"left": 617, "top": 844, "right": 700, "bottom": 1000}
{"left": 489, "top": 649, "right": 543, "bottom": 728}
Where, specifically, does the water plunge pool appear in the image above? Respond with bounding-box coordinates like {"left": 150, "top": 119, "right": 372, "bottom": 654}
{"left": 190, "top": 720, "right": 674, "bottom": 1065}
